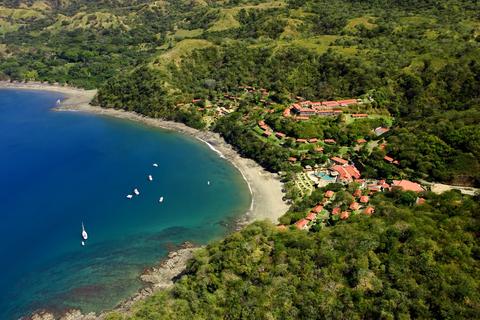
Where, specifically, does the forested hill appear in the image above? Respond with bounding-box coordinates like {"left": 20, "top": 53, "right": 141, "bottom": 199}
{"left": 2, "top": 1, "right": 480, "bottom": 319}
{"left": 3, "top": 0, "right": 478, "bottom": 186}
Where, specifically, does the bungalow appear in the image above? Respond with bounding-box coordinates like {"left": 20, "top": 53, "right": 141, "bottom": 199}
{"left": 349, "top": 202, "right": 360, "bottom": 210}
{"left": 306, "top": 212, "right": 317, "bottom": 221}
{"left": 391, "top": 180, "right": 425, "bottom": 193}
{"left": 364, "top": 206, "right": 375, "bottom": 215}
{"left": 360, "top": 195, "right": 369, "bottom": 203}
{"left": 353, "top": 189, "right": 362, "bottom": 197}
{"left": 312, "top": 204, "right": 324, "bottom": 213}
{"left": 416, "top": 197, "right": 426, "bottom": 205}
{"left": 275, "top": 132, "right": 286, "bottom": 138}
{"left": 192, "top": 98, "right": 202, "bottom": 103}
{"left": 288, "top": 157, "right": 297, "bottom": 162}
{"left": 317, "top": 109, "right": 342, "bottom": 116}
{"left": 292, "top": 104, "right": 316, "bottom": 116}
{"left": 340, "top": 211, "right": 350, "bottom": 220}
{"left": 352, "top": 113, "right": 368, "bottom": 118}
{"left": 331, "top": 156, "right": 348, "bottom": 166}
{"left": 356, "top": 138, "right": 367, "bottom": 144}
{"left": 338, "top": 99, "right": 359, "bottom": 106}
{"left": 384, "top": 155, "right": 394, "bottom": 163}
{"left": 332, "top": 207, "right": 341, "bottom": 215}
{"left": 375, "top": 127, "right": 390, "bottom": 136}
{"left": 283, "top": 107, "right": 292, "bottom": 117}
{"left": 258, "top": 120, "right": 266, "bottom": 126}
{"left": 322, "top": 101, "right": 340, "bottom": 108}
{"left": 295, "top": 219, "right": 309, "bottom": 230}
{"left": 324, "top": 139, "right": 336, "bottom": 144}
{"left": 296, "top": 138, "right": 308, "bottom": 143}
{"left": 295, "top": 116, "right": 310, "bottom": 121}
{"left": 308, "top": 138, "right": 319, "bottom": 143}
{"left": 332, "top": 165, "right": 361, "bottom": 182}
{"left": 314, "top": 147, "right": 324, "bottom": 153}
{"left": 325, "top": 190, "right": 335, "bottom": 198}
{"left": 263, "top": 131, "right": 272, "bottom": 137}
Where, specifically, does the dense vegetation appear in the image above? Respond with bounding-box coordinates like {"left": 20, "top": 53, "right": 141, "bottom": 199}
{"left": 104, "top": 191, "right": 479, "bottom": 319}
{"left": 2, "top": 0, "right": 479, "bottom": 184}
{"left": 1, "top": 1, "right": 479, "bottom": 318}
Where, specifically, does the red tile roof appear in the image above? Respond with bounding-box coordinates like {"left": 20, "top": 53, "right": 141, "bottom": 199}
{"left": 340, "top": 211, "right": 350, "bottom": 220}
{"left": 324, "top": 139, "right": 336, "bottom": 144}
{"left": 416, "top": 197, "right": 426, "bottom": 205}
{"left": 375, "top": 127, "right": 390, "bottom": 136}
{"left": 331, "top": 156, "right": 348, "bottom": 165}
{"left": 308, "top": 138, "right": 319, "bottom": 143}
{"left": 364, "top": 206, "right": 375, "bottom": 215}
{"left": 288, "top": 157, "right": 297, "bottom": 162}
{"left": 392, "top": 180, "right": 425, "bottom": 193}
{"left": 360, "top": 196, "right": 369, "bottom": 203}
{"left": 312, "top": 204, "right": 324, "bottom": 213}
{"left": 325, "top": 190, "right": 334, "bottom": 198}
{"left": 306, "top": 212, "right": 317, "bottom": 221}
{"left": 384, "top": 155, "right": 394, "bottom": 163}
{"left": 332, "top": 165, "right": 361, "bottom": 181}
{"left": 349, "top": 202, "right": 360, "bottom": 210}
{"left": 296, "top": 138, "right": 308, "bottom": 143}
{"left": 356, "top": 138, "right": 367, "bottom": 144}
{"left": 295, "top": 219, "right": 309, "bottom": 230}
{"left": 258, "top": 120, "right": 265, "bottom": 126}
{"left": 352, "top": 113, "right": 368, "bottom": 118}
{"left": 275, "top": 132, "right": 286, "bottom": 138}
{"left": 338, "top": 99, "right": 358, "bottom": 106}
{"left": 314, "top": 147, "right": 324, "bottom": 153}
{"left": 263, "top": 131, "right": 272, "bottom": 137}
{"left": 353, "top": 189, "right": 362, "bottom": 197}
{"left": 332, "top": 207, "right": 341, "bottom": 215}
{"left": 295, "top": 116, "right": 310, "bottom": 121}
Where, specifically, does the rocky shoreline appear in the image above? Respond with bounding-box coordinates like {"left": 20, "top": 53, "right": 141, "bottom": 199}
{"left": 3, "top": 82, "right": 288, "bottom": 320}
{"left": 26, "top": 243, "right": 200, "bottom": 320}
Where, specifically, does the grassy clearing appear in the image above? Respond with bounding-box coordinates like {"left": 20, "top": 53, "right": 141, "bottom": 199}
{"left": 0, "top": 6, "right": 45, "bottom": 19}
{"left": 208, "top": 0, "right": 287, "bottom": 32}
{"left": 47, "top": 12, "right": 130, "bottom": 31}
{"left": 174, "top": 28, "right": 203, "bottom": 39}
{"left": 280, "top": 18, "right": 303, "bottom": 39}
{"left": 274, "top": 35, "right": 357, "bottom": 55}
{"left": 152, "top": 39, "right": 215, "bottom": 67}
{"left": 344, "top": 16, "right": 377, "bottom": 32}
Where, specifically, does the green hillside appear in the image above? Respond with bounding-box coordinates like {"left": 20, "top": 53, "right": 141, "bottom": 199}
{"left": 1, "top": 0, "right": 479, "bottom": 318}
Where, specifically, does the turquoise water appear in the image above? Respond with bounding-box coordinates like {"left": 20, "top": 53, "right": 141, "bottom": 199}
{"left": 0, "top": 89, "right": 251, "bottom": 319}
{"left": 316, "top": 172, "right": 336, "bottom": 181}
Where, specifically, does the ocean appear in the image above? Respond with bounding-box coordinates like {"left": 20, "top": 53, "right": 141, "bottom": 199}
{"left": 0, "top": 89, "right": 251, "bottom": 319}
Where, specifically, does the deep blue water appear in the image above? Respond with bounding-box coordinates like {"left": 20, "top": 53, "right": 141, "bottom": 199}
{"left": 0, "top": 89, "right": 250, "bottom": 319}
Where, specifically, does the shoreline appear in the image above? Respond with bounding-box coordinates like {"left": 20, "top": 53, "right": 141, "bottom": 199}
{"left": 2, "top": 82, "right": 289, "bottom": 319}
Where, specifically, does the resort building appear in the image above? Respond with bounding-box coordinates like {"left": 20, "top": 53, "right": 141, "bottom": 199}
{"left": 351, "top": 113, "right": 368, "bottom": 118}
{"left": 364, "top": 207, "right": 375, "bottom": 215}
{"left": 375, "top": 127, "right": 390, "bottom": 136}
{"left": 295, "top": 219, "right": 309, "bottom": 230}
{"left": 391, "top": 180, "right": 425, "bottom": 193}
{"left": 331, "top": 156, "right": 349, "bottom": 166}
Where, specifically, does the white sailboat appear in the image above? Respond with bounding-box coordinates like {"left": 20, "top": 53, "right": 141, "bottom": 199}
{"left": 148, "top": 175, "right": 153, "bottom": 181}
{"left": 81, "top": 241, "right": 85, "bottom": 246}
{"left": 159, "top": 196, "right": 164, "bottom": 203}
{"left": 153, "top": 163, "right": 158, "bottom": 167}
{"left": 134, "top": 188, "right": 140, "bottom": 195}
{"left": 126, "top": 194, "right": 133, "bottom": 199}
{"left": 81, "top": 222, "right": 88, "bottom": 240}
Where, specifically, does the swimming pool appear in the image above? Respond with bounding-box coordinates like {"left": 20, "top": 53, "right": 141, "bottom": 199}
{"left": 316, "top": 172, "right": 337, "bottom": 181}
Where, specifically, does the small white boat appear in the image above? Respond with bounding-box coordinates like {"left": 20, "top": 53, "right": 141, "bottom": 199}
{"left": 81, "top": 222, "right": 88, "bottom": 240}
{"left": 134, "top": 188, "right": 140, "bottom": 195}
{"left": 159, "top": 196, "right": 164, "bottom": 203}
{"left": 207, "top": 181, "right": 211, "bottom": 186}
{"left": 148, "top": 175, "right": 153, "bottom": 181}
{"left": 56, "top": 99, "right": 61, "bottom": 104}
{"left": 153, "top": 163, "right": 158, "bottom": 167}
{"left": 81, "top": 241, "right": 85, "bottom": 246}
{"left": 126, "top": 194, "right": 133, "bottom": 199}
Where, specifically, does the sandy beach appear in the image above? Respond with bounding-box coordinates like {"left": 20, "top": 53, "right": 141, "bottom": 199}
{"left": 3, "top": 82, "right": 289, "bottom": 320}
{"left": 1, "top": 81, "right": 288, "bottom": 223}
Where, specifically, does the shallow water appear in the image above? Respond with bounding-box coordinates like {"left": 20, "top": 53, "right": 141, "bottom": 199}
{"left": 0, "top": 89, "right": 251, "bottom": 319}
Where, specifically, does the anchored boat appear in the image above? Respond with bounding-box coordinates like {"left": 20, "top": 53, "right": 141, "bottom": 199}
{"left": 81, "top": 222, "right": 88, "bottom": 241}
